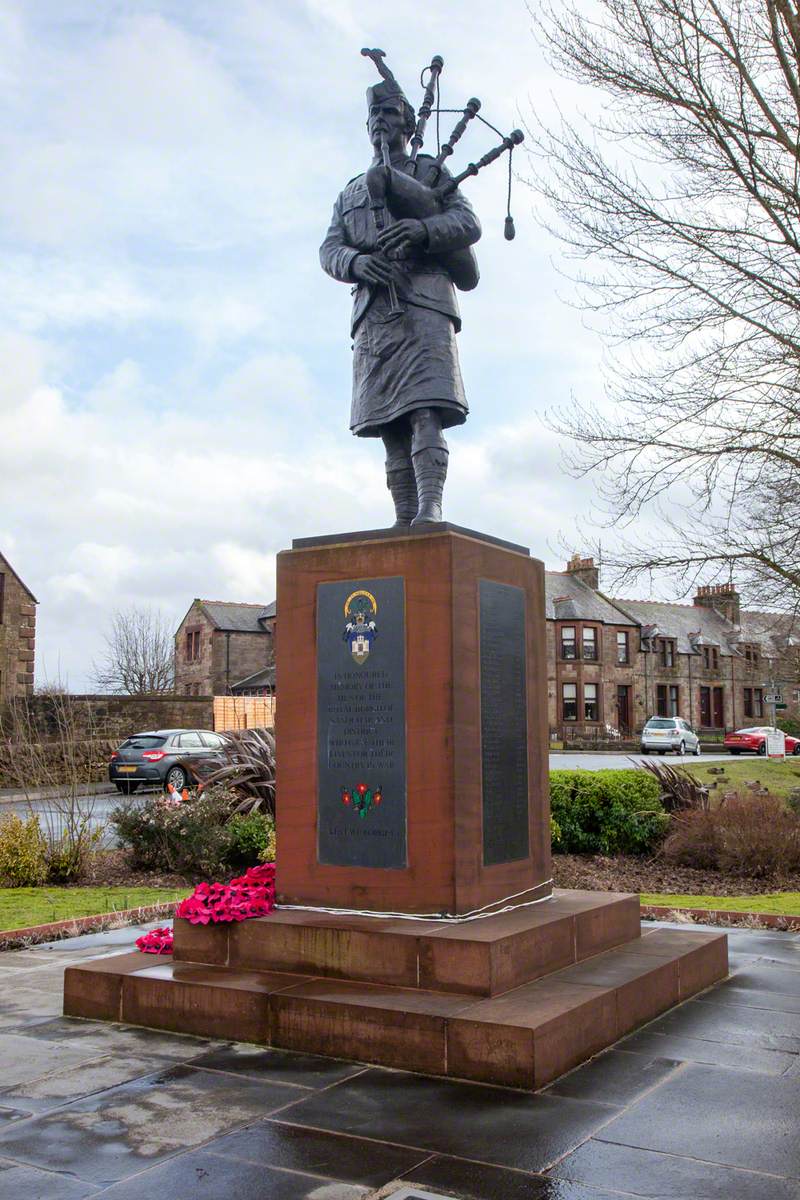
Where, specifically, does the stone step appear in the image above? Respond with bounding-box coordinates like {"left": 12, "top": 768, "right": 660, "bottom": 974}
{"left": 64, "top": 926, "right": 727, "bottom": 1089}
{"left": 173, "top": 889, "right": 643, "bottom": 997}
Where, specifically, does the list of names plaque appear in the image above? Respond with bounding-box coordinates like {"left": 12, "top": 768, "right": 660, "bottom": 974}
{"left": 316, "top": 576, "right": 407, "bottom": 868}
{"left": 479, "top": 579, "right": 530, "bottom": 865}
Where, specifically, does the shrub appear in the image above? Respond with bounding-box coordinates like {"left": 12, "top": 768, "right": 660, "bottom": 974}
{"left": 778, "top": 715, "right": 800, "bottom": 740}
{"left": 0, "top": 814, "right": 48, "bottom": 886}
{"left": 663, "top": 793, "right": 800, "bottom": 876}
{"left": 111, "top": 785, "right": 275, "bottom": 879}
{"left": 112, "top": 788, "right": 237, "bottom": 879}
{"left": 550, "top": 770, "right": 668, "bottom": 855}
{"left": 227, "top": 813, "right": 276, "bottom": 866}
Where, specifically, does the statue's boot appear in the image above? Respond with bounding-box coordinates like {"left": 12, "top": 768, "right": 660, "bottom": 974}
{"left": 411, "top": 444, "right": 449, "bottom": 526}
{"left": 386, "top": 464, "right": 419, "bottom": 527}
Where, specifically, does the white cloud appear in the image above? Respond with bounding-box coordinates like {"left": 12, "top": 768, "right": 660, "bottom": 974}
{"left": 0, "top": 0, "right": 635, "bottom": 690}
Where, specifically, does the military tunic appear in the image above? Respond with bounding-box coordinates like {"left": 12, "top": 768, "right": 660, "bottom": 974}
{"left": 320, "top": 154, "right": 481, "bottom": 437}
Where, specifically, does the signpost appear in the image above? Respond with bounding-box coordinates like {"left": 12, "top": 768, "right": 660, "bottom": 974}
{"left": 763, "top": 681, "right": 786, "bottom": 757}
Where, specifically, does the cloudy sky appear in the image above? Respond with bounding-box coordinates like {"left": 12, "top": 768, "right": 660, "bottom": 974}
{"left": 1, "top": 0, "right": 620, "bottom": 690}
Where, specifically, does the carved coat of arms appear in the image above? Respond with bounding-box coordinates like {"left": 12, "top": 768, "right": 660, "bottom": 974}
{"left": 343, "top": 588, "right": 378, "bottom": 664}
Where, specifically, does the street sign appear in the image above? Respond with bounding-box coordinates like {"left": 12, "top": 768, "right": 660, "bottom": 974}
{"left": 776, "top": 703, "right": 788, "bottom": 711}
{"left": 764, "top": 692, "right": 783, "bottom": 704}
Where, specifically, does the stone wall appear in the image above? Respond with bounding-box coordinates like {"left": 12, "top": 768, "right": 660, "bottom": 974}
{"left": 0, "top": 556, "right": 36, "bottom": 704}
{"left": 22, "top": 693, "right": 214, "bottom": 740}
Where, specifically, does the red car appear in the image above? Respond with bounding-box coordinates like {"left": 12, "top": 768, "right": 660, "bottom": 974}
{"left": 724, "top": 726, "right": 799, "bottom": 756}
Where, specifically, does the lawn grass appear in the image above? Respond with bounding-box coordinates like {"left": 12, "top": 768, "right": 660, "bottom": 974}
{"left": 641, "top": 892, "right": 800, "bottom": 915}
{"left": 680, "top": 756, "right": 800, "bottom": 799}
{"left": 0, "top": 886, "right": 187, "bottom": 931}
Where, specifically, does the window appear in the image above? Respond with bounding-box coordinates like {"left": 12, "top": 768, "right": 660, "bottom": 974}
{"left": 659, "top": 639, "right": 675, "bottom": 668}
{"left": 794, "top": 689, "right": 800, "bottom": 704}
{"left": 562, "top": 682, "right": 578, "bottom": 721}
{"left": 561, "top": 626, "right": 576, "bottom": 659}
{"left": 175, "top": 731, "right": 203, "bottom": 747}
{"left": 669, "top": 685, "right": 679, "bottom": 716}
{"left": 743, "top": 644, "right": 760, "bottom": 665}
{"left": 582, "top": 627, "right": 598, "bottom": 661}
{"left": 754, "top": 687, "right": 763, "bottom": 718}
{"left": 702, "top": 646, "right": 719, "bottom": 670}
{"left": 186, "top": 630, "right": 201, "bottom": 662}
{"left": 656, "top": 684, "right": 668, "bottom": 717}
{"left": 584, "top": 682, "right": 598, "bottom": 721}
{"left": 744, "top": 687, "right": 753, "bottom": 718}
{"left": 616, "top": 631, "right": 629, "bottom": 664}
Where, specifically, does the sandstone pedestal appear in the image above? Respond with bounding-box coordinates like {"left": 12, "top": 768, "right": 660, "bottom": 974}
{"left": 64, "top": 525, "right": 727, "bottom": 1088}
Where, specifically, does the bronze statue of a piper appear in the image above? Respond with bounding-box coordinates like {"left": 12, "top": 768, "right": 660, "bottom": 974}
{"left": 320, "top": 48, "right": 521, "bottom": 526}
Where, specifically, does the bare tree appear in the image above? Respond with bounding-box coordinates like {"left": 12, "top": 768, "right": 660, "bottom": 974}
{"left": 530, "top": 0, "right": 800, "bottom": 613}
{"left": 92, "top": 606, "right": 175, "bottom": 695}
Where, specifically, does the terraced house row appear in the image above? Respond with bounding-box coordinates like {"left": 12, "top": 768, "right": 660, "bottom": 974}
{"left": 546, "top": 556, "right": 800, "bottom": 739}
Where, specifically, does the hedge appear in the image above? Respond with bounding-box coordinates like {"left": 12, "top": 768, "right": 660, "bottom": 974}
{"left": 550, "top": 769, "right": 668, "bottom": 855}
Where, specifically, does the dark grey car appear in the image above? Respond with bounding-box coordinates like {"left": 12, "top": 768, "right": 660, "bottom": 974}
{"left": 108, "top": 728, "right": 229, "bottom": 794}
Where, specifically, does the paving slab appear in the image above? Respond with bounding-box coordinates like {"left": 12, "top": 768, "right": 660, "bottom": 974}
{"left": 88, "top": 1149, "right": 373, "bottom": 1199}
{"left": 0, "top": 1156, "right": 100, "bottom": 1200}
{"left": 276, "top": 1067, "right": 617, "bottom": 1173}
{"left": 0, "top": 920, "right": 799, "bottom": 1198}
{"left": 593, "top": 1061, "right": 800, "bottom": 1179}
{"left": 0, "top": 1063, "right": 308, "bottom": 1187}
{"left": 548, "top": 1138, "right": 800, "bottom": 1199}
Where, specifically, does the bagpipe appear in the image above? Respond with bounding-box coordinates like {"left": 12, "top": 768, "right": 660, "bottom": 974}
{"left": 361, "top": 48, "right": 524, "bottom": 304}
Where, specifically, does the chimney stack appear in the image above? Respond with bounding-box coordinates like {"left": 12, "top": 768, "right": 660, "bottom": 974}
{"left": 694, "top": 583, "right": 740, "bottom": 626}
{"left": 566, "top": 554, "right": 599, "bottom": 590}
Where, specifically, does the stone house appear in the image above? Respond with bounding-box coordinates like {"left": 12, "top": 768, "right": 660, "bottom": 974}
{"left": 174, "top": 600, "right": 275, "bottom": 696}
{"left": 547, "top": 557, "right": 800, "bottom": 738}
{"left": 0, "top": 551, "right": 37, "bottom": 705}
{"left": 545, "top": 557, "right": 639, "bottom": 737}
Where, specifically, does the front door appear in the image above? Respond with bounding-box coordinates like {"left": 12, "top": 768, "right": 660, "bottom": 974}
{"left": 616, "top": 684, "right": 631, "bottom": 733}
{"left": 699, "top": 686, "right": 711, "bottom": 727}
{"left": 713, "top": 686, "right": 724, "bottom": 728}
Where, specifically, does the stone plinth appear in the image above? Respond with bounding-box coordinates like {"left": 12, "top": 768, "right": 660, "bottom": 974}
{"left": 275, "top": 525, "right": 550, "bottom": 916}
{"left": 63, "top": 524, "right": 729, "bottom": 1089}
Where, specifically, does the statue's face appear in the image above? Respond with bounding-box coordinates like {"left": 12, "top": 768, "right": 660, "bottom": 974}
{"left": 367, "top": 99, "right": 408, "bottom": 151}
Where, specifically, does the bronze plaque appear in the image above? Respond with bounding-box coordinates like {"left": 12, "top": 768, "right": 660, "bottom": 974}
{"left": 479, "top": 579, "right": 530, "bottom": 865}
{"left": 317, "top": 576, "right": 407, "bottom": 869}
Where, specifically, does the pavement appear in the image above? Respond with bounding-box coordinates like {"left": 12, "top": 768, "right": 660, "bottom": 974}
{"left": 549, "top": 751, "right": 731, "bottom": 770}
{"left": 0, "top": 922, "right": 798, "bottom": 1198}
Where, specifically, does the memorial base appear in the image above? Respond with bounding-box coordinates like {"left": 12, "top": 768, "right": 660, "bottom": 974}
{"left": 64, "top": 890, "right": 727, "bottom": 1090}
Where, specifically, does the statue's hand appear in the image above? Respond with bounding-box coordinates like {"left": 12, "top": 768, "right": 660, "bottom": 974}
{"left": 351, "top": 253, "right": 399, "bottom": 285}
{"left": 377, "top": 218, "right": 427, "bottom": 259}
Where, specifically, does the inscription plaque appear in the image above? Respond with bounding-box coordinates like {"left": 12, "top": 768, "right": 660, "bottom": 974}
{"left": 479, "top": 579, "right": 530, "bottom": 865}
{"left": 317, "top": 576, "right": 406, "bottom": 869}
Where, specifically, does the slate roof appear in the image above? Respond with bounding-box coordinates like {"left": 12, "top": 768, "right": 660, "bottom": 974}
{"left": 544, "top": 572, "right": 636, "bottom": 625}
{"left": 198, "top": 600, "right": 275, "bottom": 633}
{"left": 609, "top": 598, "right": 740, "bottom": 657}
{"left": 0, "top": 551, "right": 37, "bottom": 604}
{"left": 231, "top": 665, "right": 276, "bottom": 692}
{"left": 739, "top": 609, "right": 800, "bottom": 658}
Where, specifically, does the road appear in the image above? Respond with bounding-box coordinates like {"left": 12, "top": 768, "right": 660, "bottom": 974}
{"left": 1, "top": 753, "right": 736, "bottom": 842}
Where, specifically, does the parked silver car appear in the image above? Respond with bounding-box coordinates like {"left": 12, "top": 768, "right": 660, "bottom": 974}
{"left": 641, "top": 716, "right": 701, "bottom": 756}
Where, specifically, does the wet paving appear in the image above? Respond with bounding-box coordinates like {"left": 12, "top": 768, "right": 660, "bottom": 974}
{"left": 0, "top": 923, "right": 798, "bottom": 1198}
